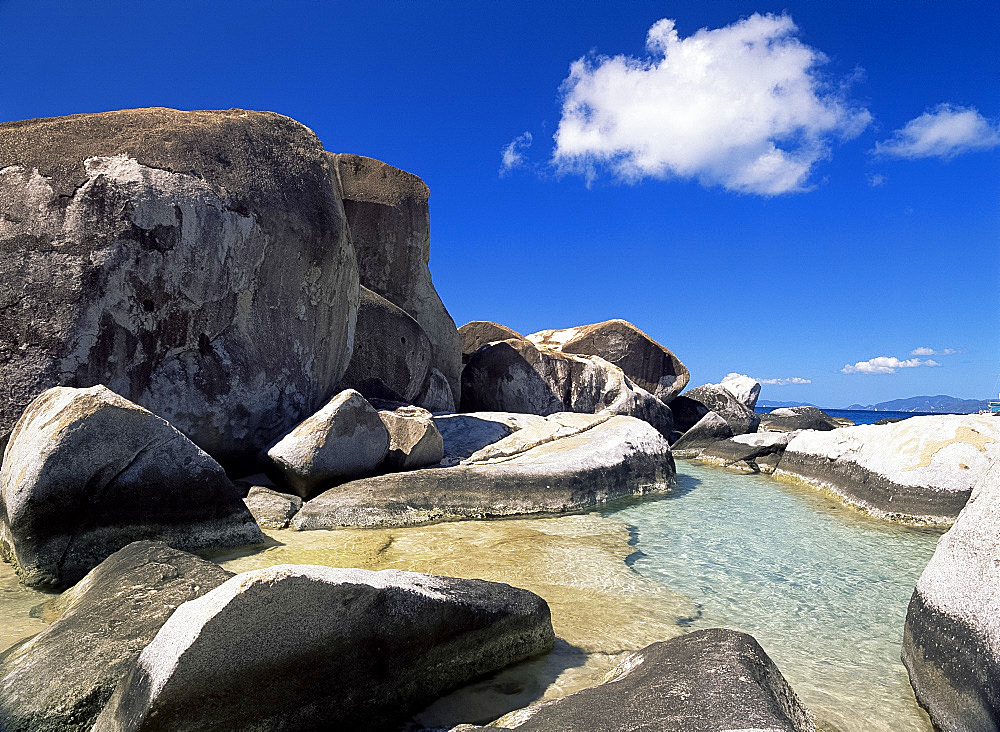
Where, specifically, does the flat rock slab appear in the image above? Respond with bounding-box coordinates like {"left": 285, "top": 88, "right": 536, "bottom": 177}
{"left": 484, "top": 629, "right": 814, "bottom": 731}
{"left": 777, "top": 414, "right": 1000, "bottom": 523}
{"left": 697, "top": 431, "right": 794, "bottom": 473}
{"left": 902, "top": 447, "right": 1000, "bottom": 729}
{"left": 293, "top": 415, "right": 675, "bottom": 529}
{"left": 94, "top": 565, "right": 554, "bottom": 732}
{"left": 0, "top": 541, "right": 231, "bottom": 732}
{"left": 433, "top": 412, "right": 545, "bottom": 466}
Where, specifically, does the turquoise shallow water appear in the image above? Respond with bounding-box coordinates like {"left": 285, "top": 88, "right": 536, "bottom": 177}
{"left": 604, "top": 461, "right": 942, "bottom": 732}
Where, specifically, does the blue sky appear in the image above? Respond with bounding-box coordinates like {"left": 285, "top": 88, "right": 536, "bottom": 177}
{"left": 1, "top": 1, "right": 997, "bottom": 407}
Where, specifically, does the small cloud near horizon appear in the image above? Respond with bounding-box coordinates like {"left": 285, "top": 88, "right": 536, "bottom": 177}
{"left": 499, "top": 132, "right": 533, "bottom": 176}
{"left": 549, "top": 13, "right": 871, "bottom": 196}
{"left": 910, "top": 346, "right": 959, "bottom": 356}
{"left": 874, "top": 104, "right": 1000, "bottom": 160}
{"left": 868, "top": 173, "right": 886, "bottom": 187}
{"left": 842, "top": 356, "right": 941, "bottom": 374}
{"left": 723, "top": 371, "right": 811, "bottom": 386}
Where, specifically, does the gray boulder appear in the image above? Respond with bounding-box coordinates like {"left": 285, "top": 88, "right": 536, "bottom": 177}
{"left": 416, "top": 367, "right": 456, "bottom": 412}
{"left": 340, "top": 286, "right": 432, "bottom": 403}
{"left": 902, "top": 449, "right": 1000, "bottom": 729}
{"left": 293, "top": 414, "right": 674, "bottom": 529}
{"left": 94, "top": 565, "right": 554, "bottom": 732}
{"left": 0, "top": 385, "right": 263, "bottom": 589}
{"left": 334, "top": 153, "right": 462, "bottom": 407}
{"left": 243, "top": 486, "right": 303, "bottom": 529}
{"left": 760, "top": 406, "right": 839, "bottom": 432}
{"left": 777, "top": 414, "right": 999, "bottom": 523}
{"left": 670, "top": 411, "right": 734, "bottom": 458}
{"left": 379, "top": 405, "right": 444, "bottom": 470}
{"left": 459, "top": 321, "right": 526, "bottom": 364}
{"left": 433, "top": 412, "right": 545, "bottom": 466}
{"left": 0, "top": 108, "right": 359, "bottom": 469}
{"left": 0, "top": 541, "right": 231, "bottom": 732}
{"left": 674, "top": 383, "right": 760, "bottom": 435}
{"left": 262, "top": 389, "right": 390, "bottom": 500}
{"left": 719, "top": 374, "right": 762, "bottom": 410}
{"left": 485, "top": 629, "right": 814, "bottom": 731}
{"left": 527, "top": 319, "right": 689, "bottom": 403}
{"left": 697, "top": 431, "right": 795, "bottom": 473}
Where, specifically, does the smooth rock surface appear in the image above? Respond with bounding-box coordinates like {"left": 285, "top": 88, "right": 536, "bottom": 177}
{"left": 94, "top": 565, "right": 554, "bottom": 732}
{"left": 485, "top": 629, "right": 814, "bottom": 731}
{"left": 777, "top": 414, "right": 999, "bottom": 523}
{"left": 334, "top": 153, "right": 462, "bottom": 406}
{"left": 528, "top": 319, "right": 689, "bottom": 403}
{"left": 0, "top": 385, "right": 263, "bottom": 589}
{"left": 760, "top": 406, "right": 839, "bottom": 432}
{"left": 719, "top": 373, "right": 762, "bottom": 410}
{"left": 670, "top": 411, "right": 734, "bottom": 458}
{"left": 697, "top": 430, "right": 795, "bottom": 473}
{"left": 0, "top": 541, "right": 231, "bottom": 732}
{"left": 902, "top": 448, "right": 1000, "bottom": 729}
{"left": 262, "top": 389, "right": 390, "bottom": 500}
{"left": 293, "top": 415, "right": 674, "bottom": 529}
{"left": 340, "top": 286, "right": 432, "bottom": 403}
{"left": 242, "top": 486, "right": 303, "bottom": 529}
{"left": 417, "top": 367, "right": 456, "bottom": 412}
{"left": 379, "top": 404, "right": 444, "bottom": 470}
{"left": 675, "top": 383, "right": 760, "bottom": 435}
{"left": 0, "top": 108, "right": 359, "bottom": 468}
{"left": 433, "top": 412, "right": 546, "bottom": 466}
{"left": 459, "top": 321, "right": 526, "bottom": 363}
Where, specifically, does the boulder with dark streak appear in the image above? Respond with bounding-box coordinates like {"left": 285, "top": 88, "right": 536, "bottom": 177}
{"left": 459, "top": 321, "right": 526, "bottom": 364}
{"left": 672, "top": 383, "right": 759, "bottom": 435}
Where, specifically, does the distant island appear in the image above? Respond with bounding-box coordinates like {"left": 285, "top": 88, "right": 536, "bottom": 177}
{"left": 843, "top": 395, "right": 988, "bottom": 414}
{"left": 757, "top": 400, "right": 818, "bottom": 409}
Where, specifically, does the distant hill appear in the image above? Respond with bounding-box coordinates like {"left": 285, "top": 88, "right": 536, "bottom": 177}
{"left": 843, "top": 395, "right": 989, "bottom": 414}
{"left": 756, "top": 399, "right": 817, "bottom": 409}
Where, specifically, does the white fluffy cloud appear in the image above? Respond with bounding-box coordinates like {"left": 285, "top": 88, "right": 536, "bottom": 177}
{"left": 910, "top": 347, "right": 958, "bottom": 356}
{"left": 723, "top": 372, "right": 810, "bottom": 386}
{"left": 841, "top": 356, "right": 941, "bottom": 375}
{"left": 551, "top": 13, "right": 871, "bottom": 195}
{"left": 874, "top": 105, "right": 1000, "bottom": 160}
{"left": 499, "top": 132, "right": 533, "bottom": 176}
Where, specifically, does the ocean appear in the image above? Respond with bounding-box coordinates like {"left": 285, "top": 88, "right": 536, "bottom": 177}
{"left": 756, "top": 407, "right": 945, "bottom": 426}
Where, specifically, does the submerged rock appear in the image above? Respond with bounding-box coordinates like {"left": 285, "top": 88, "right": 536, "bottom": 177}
{"left": 902, "top": 449, "right": 1000, "bottom": 729}
{"left": 262, "top": 389, "right": 390, "bottom": 500}
{"left": 243, "top": 486, "right": 303, "bottom": 529}
{"left": 379, "top": 404, "right": 444, "bottom": 470}
{"left": 94, "top": 565, "right": 554, "bottom": 732}
{"left": 293, "top": 415, "right": 674, "bottom": 529}
{"left": 760, "top": 406, "right": 839, "bottom": 432}
{"left": 0, "top": 541, "right": 231, "bottom": 732}
{"left": 777, "top": 414, "right": 999, "bottom": 523}
{"left": 483, "top": 629, "right": 814, "bottom": 731}
{"left": 0, "top": 385, "right": 263, "bottom": 589}
{"left": 0, "top": 108, "right": 359, "bottom": 469}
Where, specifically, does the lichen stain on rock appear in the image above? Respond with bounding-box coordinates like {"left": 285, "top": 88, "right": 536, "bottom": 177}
{"left": 900, "top": 426, "right": 996, "bottom": 472}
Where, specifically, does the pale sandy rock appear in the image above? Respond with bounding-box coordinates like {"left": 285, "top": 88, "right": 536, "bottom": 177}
{"left": 262, "top": 389, "right": 390, "bottom": 500}
{"left": 243, "top": 486, "right": 303, "bottom": 529}
{"left": 379, "top": 405, "right": 444, "bottom": 470}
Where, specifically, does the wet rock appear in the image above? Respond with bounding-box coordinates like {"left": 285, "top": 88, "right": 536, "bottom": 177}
{"left": 459, "top": 321, "right": 526, "bottom": 363}
{"left": 697, "top": 431, "right": 794, "bottom": 473}
{"left": 0, "top": 541, "right": 231, "bottom": 732}
{"left": 777, "top": 414, "right": 1000, "bottom": 523}
{"left": 670, "top": 411, "right": 734, "bottom": 458}
{"left": 0, "top": 108, "right": 359, "bottom": 469}
{"left": 243, "top": 486, "right": 303, "bottom": 529}
{"left": 340, "top": 286, "right": 432, "bottom": 403}
{"left": 528, "top": 319, "right": 689, "bottom": 403}
{"left": 0, "top": 385, "right": 263, "bottom": 589}
{"left": 484, "top": 629, "right": 814, "bottom": 731}
{"left": 902, "top": 449, "right": 1000, "bottom": 729}
{"left": 379, "top": 405, "right": 444, "bottom": 471}
{"left": 94, "top": 565, "right": 554, "bottom": 732}
{"left": 760, "top": 406, "right": 839, "bottom": 432}
{"left": 335, "top": 153, "right": 462, "bottom": 406}
{"left": 433, "top": 412, "right": 545, "bottom": 466}
{"left": 675, "top": 383, "right": 760, "bottom": 435}
{"left": 416, "top": 367, "right": 456, "bottom": 412}
{"left": 293, "top": 415, "right": 674, "bottom": 529}
{"left": 262, "top": 389, "right": 390, "bottom": 500}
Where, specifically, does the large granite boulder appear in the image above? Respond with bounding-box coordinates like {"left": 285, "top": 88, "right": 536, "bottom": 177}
{"left": 719, "top": 373, "right": 762, "bottom": 410}
{"left": 527, "top": 319, "right": 689, "bottom": 403}
{"left": 340, "top": 286, "right": 432, "bottom": 403}
{"left": 0, "top": 385, "right": 263, "bottom": 589}
{"left": 777, "top": 414, "right": 1000, "bottom": 523}
{"left": 94, "top": 565, "right": 554, "bottom": 732}
{"left": 760, "top": 406, "right": 839, "bottom": 432}
{"left": 902, "top": 449, "right": 1000, "bottom": 729}
{"left": 460, "top": 338, "right": 673, "bottom": 436}
{"left": 672, "top": 382, "right": 760, "bottom": 435}
{"left": 0, "top": 541, "right": 231, "bottom": 732}
{"left": 334, "top": 153, "right": 461, "bottom": 406}
{"left": 669, "top": 411, "right": 734, "bottom": 458}
{"left": 293, "top": 414, "right": 674, "bottom": 529}
{"left": 0, "top": 108, "right": 359, "bottom": 468}
{"left": 484, "top": 629, "right": 814, "bottom": 731}
{"left": 243, "top": 486, "right": 303, "bottom": 529}
{"left": 379, "top": 404, "right": 444, "bottom": 470}
{"left": 459, "top": 321, "right": 526, "bottom": 364}
{"left": 697, "top": 431, "right": 795, "bottom": 473}
{"left": 262, "top": 389, "right": 390, "bottom": 500}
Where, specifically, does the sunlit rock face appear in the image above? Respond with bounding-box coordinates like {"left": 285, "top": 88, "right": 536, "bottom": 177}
{"left": 0, "top": 108, "right": 359, "bottom": 468}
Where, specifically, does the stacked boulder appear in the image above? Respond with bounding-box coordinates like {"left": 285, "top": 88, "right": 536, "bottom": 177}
{"left": 670, "top": 377, "right": 762, "bottom": 458}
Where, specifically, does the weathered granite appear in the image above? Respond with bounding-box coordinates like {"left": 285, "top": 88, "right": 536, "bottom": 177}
{"left": 719, "top": 374, "right": 762, "bottom": 410}
{"left": 902, "top": 448, "right": 1000, "bottom": 729}
{"left": 293, "top": 415, "right": 674, "bottom": 529}
{"left": 433, "top": 412, "right": 546, "bottom": 466}
{"left": 697, "top": 430, "right": 795, "bottom": 473}
{"left": 243, "top": 486, "right": 303, "bottom": 529}
{"left": 777, "top": 414, "right": 999, "bottom": 523}
{"left": 0, "top": 108, "right": 359, "bottom": 469}
{"left": 0, "top": 385, "right": 263, "bottom": 589}
{"left": 417, "top": 367, "right": 456, "bottom": 412}
{"left": 379, "top": 404, "right": 444, "bottom": 470}
{"left": 526, "top": 319, "right": 689, "bottom": 403}
{"left": 0, "top": 541, "right": 231, "bottom": 732}
{"left": 459, "top": 321, "right": 526, "bottom": 363}
{"left": 674, "top": 383, "right": 760, "bottom": 435}
{"left": 670, "top": 411, "right": 734, "bottom": 458}
{"left": 484, "top": 629, "right": 814, "bottom": 731}
{"left": 334, "top": 153, "right": 462, "bottom": 406}
{"left": 760, "top": 406, "right": 839, "bottom": 433}
{"left": 94, "top": 565, "right": 554, "bottom": 731}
